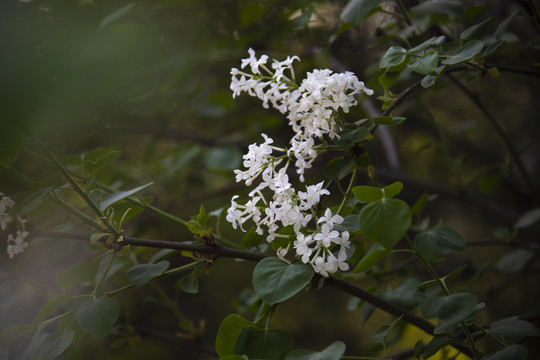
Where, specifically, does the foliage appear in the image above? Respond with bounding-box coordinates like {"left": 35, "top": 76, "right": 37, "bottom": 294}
{"left": 1, "top": 0, "right": 540, "bottom": 359}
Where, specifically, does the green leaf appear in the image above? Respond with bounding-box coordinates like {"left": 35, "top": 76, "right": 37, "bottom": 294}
{"left": 353, "top": 244, "right": 389, "bottom": 273}
{"left": 411, "top": 193, "right": 430, "bottom": 216}
{"left": 483, "top": 40, "right": 506, "bottom": 58}
{"left": 380, "top": 46, "right": 408, "bottom": 69}
{"left": 415, "top": 225, "right": 466, "bottom": 261}
{"left": 242, "top": 226, "right": 264, "bottom": 247}
{"left": 352, "top": 185, "right": 383, "bottom": 203}
{"left": 408, "top": 51, "right": 439, "bottom": 75}
{"left": 100, "top": 182, "right": 153, "bottom": 211}
{"left": 334, "top": 214, "right": 360, "bottom": 232}
{"left": 424, "top": 336, "right": 453, "bottom": 357}
{"left": 73, "top": 297, "right": 119, "bottom": 340}
{"left": 358, "top": 199, "right": 412, "bottom": 249}
{"left": 40, "top": 330, "right": 74, "bottom": 360}
{"left": 488, "top": 318, "right": 540, "bottom": 338}
{"left": 56, "top": 261, "right": 99, "bottom": 290}
{"left": 495, "top": 9, "right": 520, "bottom": 40}
{"left": 421, "top": 74, "right": 437, "bottom": 88}
{"left": 204, "top": 146, "right": 242, "bottom": 171}
{"left": 373, "top": 116, "right": 406, "bottom": 125}
{"left": 483, "top": 344, "right": 528, "bottom": 360}
{"left": 382, "top": 182, "right": 403, "bottom": 199}
{"left": 460, "top": 17, "right": 494, "bottom": 40}
{"left": 370, "top": 315, "right": 403, "bottom": 344}
{"left": 179, "top": 272, "right": 199, "bottom": 294}
{"left": 324, "top": 156, "right": 354, "bottom": 181}
{"left": 412, "top": 0, "right": 463, "bottom": 18}
{"left": 33, "top": 292, "right": 72, "bottom": 326}
{"left": 496, "top": 249, "right": 535, "bottom": 274}
{"left": 441, "top": 40, "right": 484, "bottom": 65}
{"left": 285, "top": 341, "right": 346, "bottom": 360}
{"left": 149, "top": 249, "right": 175, "bottom": 264}
{"left": 90, "top": 232, "right": 110, "bottom": 245}
{"left": 99, "top": 3, "right": 135, "bottom": 29}
{"left": 420, "top": 293, "right": 478, "bottom": 334}
{"left": 408, "top": 36, "right": 446, "bottom": 53}
{"left": 196, "top": 205, "right": 207, "bottom": 226}
{"left": 126, "top": 261, "right": 170, "bottom": 287}
{"left": 336, "top": 127, "right": 369, "bottom": 147}
{"left": 515, "top": 208, "right": 540, "bottom": 229}
{"left": 215, "top": 314, "right": 253, "bottom": 357}
{"left": 378, "top": 71, "right": 401, "bottom": 91}
{"left": 187, "top": 219, "right": 204, "bottom": 235}
{"left": 234, "top": 326, "right": 294, "bottom": 360}
{"left": 252, "top": 257, "right": 314, "bottom": 305}
{"left": 83, "top": 148, "right": 122, "bottom": 174}
{"left": 340, "top": 0, "right": 381, "bottom": 27}
{"left": 380, "top": 278, "right": 424, "bottom": 310}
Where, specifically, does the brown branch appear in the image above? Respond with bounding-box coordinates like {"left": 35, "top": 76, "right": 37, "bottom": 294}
{"left": 32, "top": 229, "right": 473, "bottom": 357}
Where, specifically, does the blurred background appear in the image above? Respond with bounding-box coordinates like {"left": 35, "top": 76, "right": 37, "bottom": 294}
{"left": 1, "top": 0, "right": 539, "bottom": 358}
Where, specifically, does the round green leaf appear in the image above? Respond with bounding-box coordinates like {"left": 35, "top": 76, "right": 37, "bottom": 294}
{"left": 483, "top": 344, "right": 528, "bottom": 360}
{"left": 234, "top": 326, "right": 294, "bottom": 360}
{"left": 336, "top": 127, "right": 369, "bottom": 147}
{"left": 358, "top": 199, "right": 412, "bottom": 249}
{"left": 215, "top": 314, "right": 252, "bottom": 357}
{"left": 252, "top": 257, "right": 314, "bottom": 305}
{"left": 33, "top": 292, "right": 73, "bottom": 326}
{"left": 382, "top": 182, "right": 403, "bottom": 199}
{"left": 56, "top": 261, "right": 99, "bottom": 290}
{"left": 515, "top": 207, "right": 540, "bottom": 229}
{"left": 40, "top": 330, "right": 74, "bottom": 360}
{"left": 441, "top": 40, "right": 484, "bottom": 65}
{"left": 488, "top": 318, "right": 540, "bottom": 338}
{"left": 285, "top": 341, "right": 346, "bottom": 360}
{"left": 353, "top": 243, "right": 389, "bottom": 273}
{"left": 420, "top": 293, "right": 478, "bottom": 334}
{"left": 179, "top": 272, "right": 199, "bottom": 294}
{"left": 496, "top": 249, "right": 535, "bottom": 274}
{"left": 408, "top": 51, "right": 439, "bottom": 75}
{"left": 73, "top": 297, "right": 119, "bottom": 340}
{"left": 242, "top": 226, "right": 264, "bottom": 247}
{"left": 352, "top": 185, "right": 383, "bottom": 203}
{"left": 415, "top": 225, "right": 465, "bottom": 261}
{"left": 380, "top": 46, "right": 408, "bottom": 69}
{"left": 126, "top": 260, "right": 170, "bottom": 287}
{"left": 324, "top": 156, "right": 354, "bottom": 182}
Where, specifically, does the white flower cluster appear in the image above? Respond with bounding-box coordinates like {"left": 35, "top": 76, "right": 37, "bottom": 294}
{"left": 227, "top": 49, "right": 374, "bottom": 277}
{"left": 231, "top": 48, "right": 374, "bottom": 182}
{"left": 1, "top": 193, "right": 29, "bottom": 259}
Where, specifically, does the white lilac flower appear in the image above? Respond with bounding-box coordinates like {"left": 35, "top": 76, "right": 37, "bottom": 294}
{"left": 0, "top": 193, "right": 15, "bottom": 231}
{"left": 317, "top": 208, "right": 344, "bottom": 227}
{"left": 241, "top": 48, "right": 269, "bottom": 74}
{"left": 7, "top": 230, "right": 29, "bottom": 259}
{"left": 226, "top": 49, "right": 374, "bottom": 275}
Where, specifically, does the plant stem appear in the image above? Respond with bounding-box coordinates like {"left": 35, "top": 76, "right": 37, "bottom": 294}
{"left": 24, "top": 130, "right": 121, "bottom": 237}
{"left": 406, "top": 234, "right": 482, "bottom": 359}
{"left": 336, "top": 167, "right": 358, "bottom": 215}
{"left": 91, "top": 251, "right": 115, "bottom": 298}
{"left": 105, "top": 261, "right": 202, "bottom": 297}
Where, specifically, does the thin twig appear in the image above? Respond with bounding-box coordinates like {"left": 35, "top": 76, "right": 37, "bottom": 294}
{"left": 446, "top": 73, "right": 537, "bottom": 204}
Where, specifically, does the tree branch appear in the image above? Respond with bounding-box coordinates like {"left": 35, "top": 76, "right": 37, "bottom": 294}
{"left": 32, "top": 229, "right": 472, "bottom": 357}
